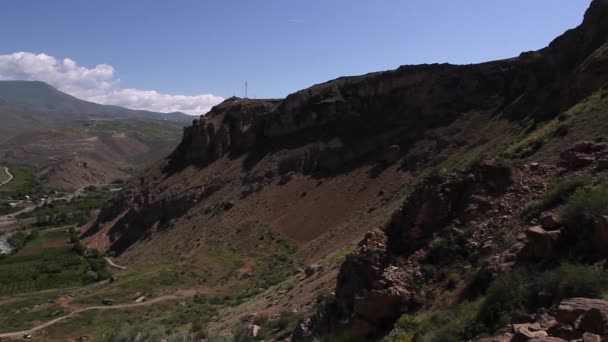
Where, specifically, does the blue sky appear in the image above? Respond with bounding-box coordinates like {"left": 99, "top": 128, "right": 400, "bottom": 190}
{"left": 0, "top": 0, "right": 592, "bottom": 114}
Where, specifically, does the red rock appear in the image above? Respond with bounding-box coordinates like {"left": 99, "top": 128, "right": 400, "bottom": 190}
{"left": 582, "top": 332, "right": 602, "bottom": 342}
{"left": 512, "top": 324, "right": 548, "bottom": 342}
{"left": 522, "top": 226, "right": 561, "bottom": 259}
{"left": 557, "top": 298, "right": 608, "bottom": 326}
{"left": 539, "top": 213, "right": 561, "bottom": 231}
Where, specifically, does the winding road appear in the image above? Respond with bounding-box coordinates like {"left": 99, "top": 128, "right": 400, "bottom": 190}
{"left": 0, "top": 293, "right": 189, "bottom": 339}
{"left": 0, "top": 167, "right": 12, "bottom": 188}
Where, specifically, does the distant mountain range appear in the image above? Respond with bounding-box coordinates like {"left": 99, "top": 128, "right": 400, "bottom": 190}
{"left": 0, "top": 80, "right": 191, "bottom": 140}
{"left": 0, "top": 80, "right": 192, "bottom": 190}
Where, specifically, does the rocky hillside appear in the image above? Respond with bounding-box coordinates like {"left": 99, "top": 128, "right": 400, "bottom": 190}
{"left": 0, "top": 81, "right": 191, "bottom": 190}
{"left": 82, "top": 0, "right": 608, "bottom": 340}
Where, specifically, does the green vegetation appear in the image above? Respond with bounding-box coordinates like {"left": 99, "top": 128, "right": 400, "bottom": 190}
{"left": 0, "top": 292, "right": 68, "bottom": 331}
{"left": 0, "top": 164, "right": 43, "bottom": 198}
{"left": 6, "top": 229, "right": 38, "bottom": 253}
{"left": 523, "top": 176, "right": 590, "bottom": 221}
{"left": 233, "top": 253, "right": 295, "bottom": 301}
{"left": 0, "top": 228, "right": 108, "bottom": 295}
{"left": 19, "top": 186, "right": 112, "bottom": 227}
{"left": 535, "top": 263, "right": 608, "bottom": 301}
{"left": 386, "top": 262, "right": 608, "bottom": 340}
{"left": 386, "top": 300, "right": 482, "bottom": 342}
{"left": 476, "top": 271, "right": 532, "bottom": 332}
{"left": 560, "top": 186, "right": 608, "bottom": 255}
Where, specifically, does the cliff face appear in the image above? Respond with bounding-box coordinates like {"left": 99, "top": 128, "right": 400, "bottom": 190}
{"left": 167, "top": 1, "right": 608, "bottom": 177}
{"left": 86, "top": 0, "right": 608, "bottom": 258}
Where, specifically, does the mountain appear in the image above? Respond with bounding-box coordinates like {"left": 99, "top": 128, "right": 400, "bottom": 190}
{"left": 16, "top": 0, "right": 608, "bottom": 339}
{"left": 0, "top": 80, "right": 191, "bottom": 131}
{"left": 0, "top": 81, "right": 191, "bottom": 190}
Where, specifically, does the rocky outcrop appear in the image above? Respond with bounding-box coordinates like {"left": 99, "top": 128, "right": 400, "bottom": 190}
{"left": 520, "top": 226, "right": 561, "bottom": 259}
{"left": 559, "top": 141, "right": 608, "bottom": 170}
{"left": 171, "top": 98, "right": 278, "bottom": 167}
{"left": 484, "top": 298, "right": 608, "bottom": 341}
{"left": 295, "top": 161, "right": 513, "bottom": 340}
{"left": 385, "top": 172, "right": 476, "bottom": 254}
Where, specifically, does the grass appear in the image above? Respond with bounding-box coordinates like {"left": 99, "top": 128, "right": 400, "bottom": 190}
{"left": 0, "top": 164, "right": 43, "bottom": 199}
{"left": 523, "top": 176, "right": 591, "bottom": 221}
{"left": 0, "top": 293, "right": 68, "bottom": 331}
{"left": 386, "top": 300, "right": 483, "bottom": 342}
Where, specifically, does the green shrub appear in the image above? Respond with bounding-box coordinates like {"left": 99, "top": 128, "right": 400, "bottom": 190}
{"left": 560, "top": 186, "right": 608, "bottom": 255}
{"left": 560, "top": 186, "right": 608, "bottom": 230}
{"left": 523, "top": 176, "right": 590, "bottom": 220}
{"left": 7, "top": 230, "right": 37, "bottom": 253}
{"left": 535, "top": 263, "right": 608, "bottom": 301}
{"left": 476, "top": 271, "right": 533, "bottom": 332}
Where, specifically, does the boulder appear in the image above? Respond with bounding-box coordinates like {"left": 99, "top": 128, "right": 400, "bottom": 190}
{"left": 579, "top": 307, "right": 608, "bottom": 336}
{"left": 581, "top": 332, "right": 602, "bottom": 342}
{"left": 304, "top": 264, "right": 324, "bottom": 278}
{"left": 512, "top": 323, "right": 549, "bottom": 342}
{"left": 528, "top": 338, "right": 568, "bottom": 342}
{"left": 556, "top": 298, "right": 608, "bottom": 326}
{"left": 292, "top": 318, "right": 313, "bottom": 340}
{"left": 547, "top": 323, "right": 579, "bottom": 340}
{"left": 563, "top": 141, "right": 596, "bottom": 154}
{"left": 560, "top": 151, "right": 595, "bottom": 169}
{"left": 539, "top": 213, "right": 561, "bottom": 231}
{"left": 522, "top": 226, "right": 561, "bottom": 259}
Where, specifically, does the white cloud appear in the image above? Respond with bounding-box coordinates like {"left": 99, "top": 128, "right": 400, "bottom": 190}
{"left": 0, "top": 52, "right": 224, "bottom": 115}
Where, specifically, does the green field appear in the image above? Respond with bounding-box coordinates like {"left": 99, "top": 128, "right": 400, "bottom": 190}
{"left": 0, "top": 164, "right": 43, "bottom": 199}
{"left": 0, "top": 229, "right": 103, "bottom": 296}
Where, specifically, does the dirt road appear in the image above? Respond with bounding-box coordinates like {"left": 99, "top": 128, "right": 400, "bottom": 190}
{"left": 0, "top": 294, "right": 186, "bottom": 339}
{"left": 104, "top": 257, "right": 127, "bottom": 270}
{"left": 0, "top": 167, "right": 12, "bottom": 187}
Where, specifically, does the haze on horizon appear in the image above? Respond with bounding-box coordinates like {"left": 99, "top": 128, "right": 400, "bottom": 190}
{"left": 0, "top": 0, "right": 591, "bottom": 115}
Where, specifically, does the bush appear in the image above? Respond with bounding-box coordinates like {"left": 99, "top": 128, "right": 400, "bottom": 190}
{"left": 560, "top": 186, "right": 608, "bottom": 255}
{"left": 7, "top": 230, "right": 37, "bottom": 253}
{"left": 534, "top": 263, "right": 608, "bottom": 302}
{"left": 560, "top": 186, "right": 608, "bottom": 230}
{"left": 523, "top": 176, "right": 590, "bottom": 220}
{"left": 476, "top": 271, "right": 533, "bottom": 332}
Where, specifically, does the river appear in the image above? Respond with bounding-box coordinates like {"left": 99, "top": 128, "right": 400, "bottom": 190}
{"left": 0, "top": 233, "right": 12, "bottom": 254}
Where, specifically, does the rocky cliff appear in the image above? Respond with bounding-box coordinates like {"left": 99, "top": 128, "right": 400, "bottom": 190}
{"left": 82, "top": 1, "right": 608, "bottom": 340}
